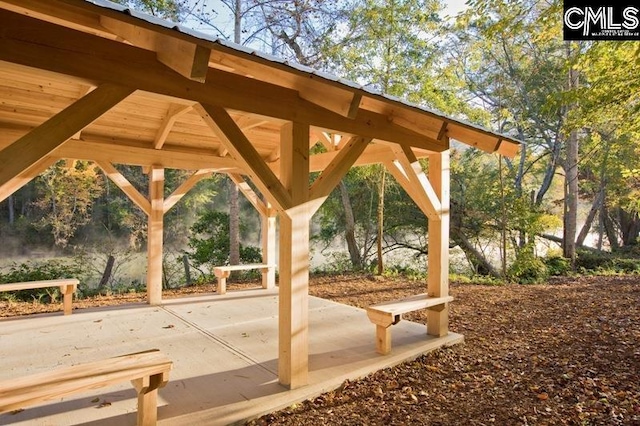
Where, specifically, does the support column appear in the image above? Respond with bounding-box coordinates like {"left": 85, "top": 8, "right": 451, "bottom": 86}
{"left": 278, "top": 121, "right": 310, "bottom": 389}
{"left": 147, "top": 166, "right": 164, "bottom": 305}
{"left": 427, "top": 150, "right": 450, "bottom": 337}
{"left": 261, "top": 208, "right": 277, "bottom": 289}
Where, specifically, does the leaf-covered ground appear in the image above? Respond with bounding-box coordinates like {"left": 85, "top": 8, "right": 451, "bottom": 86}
{"left": 254, "top": 275, "right": 640, "bottom": 425}
{"left": 1, "top": 275, "right": 639, "bottom": 424}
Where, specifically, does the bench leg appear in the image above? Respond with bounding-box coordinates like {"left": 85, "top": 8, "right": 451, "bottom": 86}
{"left": 261, "top": 267, "right": 275, "bottom": 290}
{"left": 132, "top": 373, "right": 167, "bottom": 426}
{"left": 216, "top": 274, "right": 228, "bottom": 295}
{"left": 60, "top": 285, "right": 74, "bottom": 315}
{"left": 375, "top": 324, "right": 392, "bottom": 355}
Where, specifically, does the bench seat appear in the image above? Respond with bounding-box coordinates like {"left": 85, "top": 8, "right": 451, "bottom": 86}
{"left": 0, "top": 349, "right": 172, "bottom": 426}
{"left": 213, "top": 263, "right": 276, "bottom": 294}
{"left": 0, "top": 279, "right": 79, "bottom": 315}
{"left": 367, "top": 293, "right": 454, "bottom": 354}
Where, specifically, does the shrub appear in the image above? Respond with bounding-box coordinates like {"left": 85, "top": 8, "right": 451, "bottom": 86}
{"left": 576, "top": 250, "right": 640, "bottom": 274}
{"left": 0, "top": 259, "right": 87, "bottom": 303}
{"left": 544, "top": 254, "right": 572, "bottom": 276}
{"left": 508, "top": 250, "right": 549, "bottom": 284}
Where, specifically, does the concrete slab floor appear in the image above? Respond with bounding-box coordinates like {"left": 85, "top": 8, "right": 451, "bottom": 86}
{"left": 0, "top": 288, "right": 463, "bottom": 425}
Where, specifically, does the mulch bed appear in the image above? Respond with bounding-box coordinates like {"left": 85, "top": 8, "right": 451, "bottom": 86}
{"left": 1, "top": 274, "right": 639, "bottom": 425}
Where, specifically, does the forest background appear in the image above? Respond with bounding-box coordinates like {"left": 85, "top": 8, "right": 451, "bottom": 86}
{"left": 0, "top": 0, "right": 639, "bottom": 294}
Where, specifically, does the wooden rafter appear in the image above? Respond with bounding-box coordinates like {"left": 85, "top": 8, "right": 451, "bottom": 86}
{"left": 309, "top": 136, "right": 371, "bottom": 200}
{"left": 194, "top": 103, "right": 292, "bottom": 211}
{"left": 163, "top": 169, "right": 213, "bottom": 214}
{"left": 229, "top": 174, "right": 267, "bottom": 217}
{"left": 154, "top": 103, "right": 192, "bottom": 149}
{"left": 0, "top": 83, "right": 133, "bottom": 189}
{"left": 0, "top": 10, "right": 449, "bottom": 150}
{"left": 385, "top": 144, "right": 442, "bottom": 220}
{"left": 96, "top": 161, "right": 151, "bottom": 216}
{"left": 0, "top": 155, "right": 57, "bottom": 203}
{"left": 100, "top": 16, "right": 211, "bottom": 83}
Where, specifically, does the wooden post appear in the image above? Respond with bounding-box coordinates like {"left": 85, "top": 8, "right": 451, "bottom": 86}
{"left": 261, "top": 209, "right": 277, "bottom": 289}
{"left": 147, "top": 166, "right": 164, "bottom": 305}
{"left": 427, "top": 149, "right": 450, "bottom": 337}
{"left": 278, "top": 121, "right": 310, "bottom": 389}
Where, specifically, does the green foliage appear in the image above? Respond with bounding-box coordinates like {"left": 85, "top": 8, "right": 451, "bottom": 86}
{"left": 543, "top": 254, "right": 571, "bottom": 276}
{"left": 34, "top": 161, "right": 104, "bottom": 247}
{"left": 576, "top": 250, "right": 640, "bottom": 275}
{"left": 0, "top": 259, "right": 88, "bottom": 303}
{"left": 185, "top": 210, "right": 262, "bottom": 281}
{"left": 508, "top": 249, "right": 548, "bottom": 284}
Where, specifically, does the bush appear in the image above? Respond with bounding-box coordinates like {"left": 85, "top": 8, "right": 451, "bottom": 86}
{"left": 0, "top": 259, "right": 87, "bottom": 303}
{"left": 508, "top": 250, "right": 548, "bottom": 284}
{"left": 544, "top": 254, "right": 571, "bottom": 276}
{"left": 576, "top": 250, "right": 640, "bottom": 274}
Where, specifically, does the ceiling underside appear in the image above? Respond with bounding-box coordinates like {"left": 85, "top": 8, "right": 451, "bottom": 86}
{"left": 0, "top": 0, "right": 520, "bottom": 177}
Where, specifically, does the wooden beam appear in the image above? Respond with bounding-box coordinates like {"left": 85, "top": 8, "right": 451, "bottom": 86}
{"left": 0, "top": 83, "right": 133, "bottom": 190}
{"left": 389, "top": 144, "right": 441, "bottom": 220}
{"left": 427, "top": 149, "right": 450, "bottom": 337}
{"left": 154, "top": 103, "right": 192, "bottom": 149}
{"left": 261, "top": 208, "right": 277, "bottom": 289}
{"left": 96, "top": 161, "right": 151, "bottom": 216}
{"left": 50, "top": 137, "right": 241, "bottom": 171}
{"left": 228, "top": 174, "right": 267, "bottom": 217}
{"left": 347, "top": 93, "right": 362, "bottom": 119}
{"left": 309, "top": 136, "right": 371, "bottom": 200}
{"left": 384, "top": 159, "right": 433, "bottom": 219}
{"left": 0, "top": 10, "right": 451, "bottom": 150}
{"left": 0, "top": 155, "right": 57, "bottom": 203}
{"left": 163, "top": 169, "right": 213, "bottom": 214}
{"left": 194, "top": 103, "right": 292, "bottom": 211}
{"left": 209, "top": 48, "right": 358, "bottom": 118}
{"left": 279, "top": 121, "right": 310, "bottom": 389}
{"left": 100, "top": 16, "right": 211, "bottom": 83}
{"left": 147, "top": 166, "right": 164, "bottom": 305}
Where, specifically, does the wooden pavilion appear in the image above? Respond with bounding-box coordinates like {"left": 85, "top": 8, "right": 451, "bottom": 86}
{"left": 0, "top": 0, "right": 520, "bottom": 390}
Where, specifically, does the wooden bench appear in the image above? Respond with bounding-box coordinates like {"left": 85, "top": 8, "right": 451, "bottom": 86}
{"left": 213, "top": 263, "right": 276, "bottom": 295}
{"left": 0, "top": 279, "right": 79, "bottom": 315}
{"left": 367, "top": 293, "right": 454, "bottom": 355}
{"left": 0, "top": 349, "right": 172, "bottom": 426}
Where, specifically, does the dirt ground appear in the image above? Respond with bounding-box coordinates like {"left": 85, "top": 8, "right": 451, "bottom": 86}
{"left": 1, "top": 274, "right": 639, "bottom": 425}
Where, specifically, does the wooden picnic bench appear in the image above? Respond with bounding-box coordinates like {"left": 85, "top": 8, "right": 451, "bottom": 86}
{"left": 213, "top": 263, "right": 276, "bottom": 295}
{"left": 367, "top": 293, "right": 454, "bottom": 355}
{"left": 0, "top": 349, "right": 172, "bottom": 426}
{"left": 0, "top": 279, "right": 79, "bottom": 315}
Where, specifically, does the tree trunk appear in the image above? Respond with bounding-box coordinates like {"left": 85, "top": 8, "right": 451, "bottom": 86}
{"left": 229, "top": 180, "right": 240, "bottom": 265}
{"left": 339, "top": 180, "right": 362, "bottom": 269}
{"left": 376, "top": 168, "right": 386, "bottom": 275}
{"left": 183, "top": 254, "right": 192, "bottom": 286}
{"left": 576, "top": 187, "right": 604, "bottom": 247}
{"left": 563, "top": 49, "right": 579, "bottom": 267}
{"left": 451, "top": 228, "right": 501, "bottom": 278}
{"left": 603, "top": 206, "right": 620, "bottom": 250}
{"left": 619, "top": 209, "right": 640, "bottom": 247}
{"left": 7, "top": 194, "right": 14, "bottom": 225}
{"left": 98, "top": 255, "right": 115, "bottom": 289}
{"left": 228, "top": 0, "right": 242, "bottom": 267}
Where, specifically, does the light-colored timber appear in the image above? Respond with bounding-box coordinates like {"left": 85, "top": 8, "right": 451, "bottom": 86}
{"left": 367, "top": 294, "right": 454, "bottom": 355}
{"left": 0, "top": 0, "right": 521, "bottom": 388}
{"left": 0, "top": 349, "right": 172, "bottom": 426}
{"left": 213, "top": 263, "right": 277, "bottom": 295}
{"left": 0, "top": 278, "right": 78, "bottom": 315}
